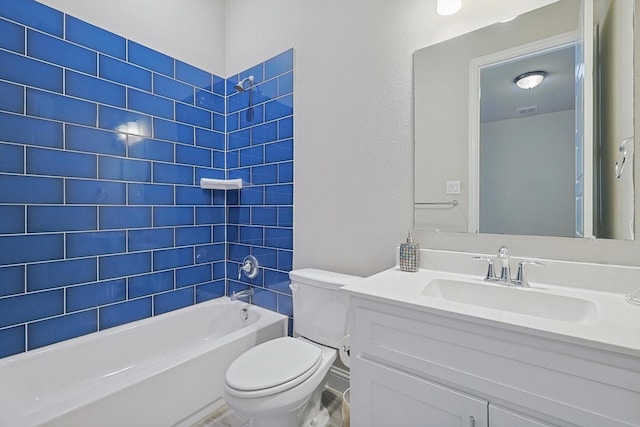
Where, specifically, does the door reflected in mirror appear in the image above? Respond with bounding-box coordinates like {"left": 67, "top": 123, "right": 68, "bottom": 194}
{"left": 478, "top": 44, "right": 576, "bottom": 237}
{"left": 413, "top": 0, "right": 635, "bottom": 240}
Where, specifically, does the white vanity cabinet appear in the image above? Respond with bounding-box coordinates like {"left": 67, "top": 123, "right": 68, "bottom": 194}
{"left": 347, "top": 295, "right": 640, "bottom": 427}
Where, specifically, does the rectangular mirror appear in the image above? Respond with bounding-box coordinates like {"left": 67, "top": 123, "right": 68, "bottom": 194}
{"left": 414, "top": 0, "right": 635, "bottom": 240}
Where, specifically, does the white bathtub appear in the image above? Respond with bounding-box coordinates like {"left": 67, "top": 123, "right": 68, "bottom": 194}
{"left": 0, "top": 297, "right": 288, "bottom": 427}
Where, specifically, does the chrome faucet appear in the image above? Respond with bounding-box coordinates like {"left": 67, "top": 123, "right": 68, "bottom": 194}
{"left": 230, "top": 288, "right": 254, "bottom": 302}
{"left": 497, "top": 246, "right": 511, "bottom": 282}
{"left": 473, "top": 246, "right": 543, "bottom": 287}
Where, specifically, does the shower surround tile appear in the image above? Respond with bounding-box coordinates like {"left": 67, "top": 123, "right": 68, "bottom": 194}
{"left": 225, "top": 49, "right": 294, "bottom": 322}
{"left": 0, "top": 0, "right": 293, "bottom": 359}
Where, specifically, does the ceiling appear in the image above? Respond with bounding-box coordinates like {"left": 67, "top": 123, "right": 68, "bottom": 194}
{"left": 480, "top": 44, "right": 576, "bottom": 123}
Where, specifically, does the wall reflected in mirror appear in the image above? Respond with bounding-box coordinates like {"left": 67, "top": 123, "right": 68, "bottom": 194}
{"left": 413, "top": 0, "right": 635, "bottom": 240}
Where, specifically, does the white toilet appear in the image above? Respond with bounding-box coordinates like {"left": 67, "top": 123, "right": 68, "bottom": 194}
{"left": 223, "top": 268, "right": 361, "bottom": 427}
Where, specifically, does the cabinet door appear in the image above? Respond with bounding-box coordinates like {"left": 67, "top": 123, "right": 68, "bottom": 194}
{"left": 351, "top": 357, "right": 488, "bottom": 427}
{"left": 489, "top": 404, "right": 557, "bottom": 427}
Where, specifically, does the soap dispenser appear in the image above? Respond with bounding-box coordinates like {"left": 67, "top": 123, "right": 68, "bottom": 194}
{"left": 399, "top": 232, "right": 420, "bottom": 272}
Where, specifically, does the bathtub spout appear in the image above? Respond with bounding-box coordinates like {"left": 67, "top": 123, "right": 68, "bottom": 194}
{"left": 231, "top": 288, "right": 254, "bottom": 303}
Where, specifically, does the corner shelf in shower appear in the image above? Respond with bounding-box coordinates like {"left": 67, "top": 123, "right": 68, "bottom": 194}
{"left": 199, "top": 178, "right": 243, "bottom": 190}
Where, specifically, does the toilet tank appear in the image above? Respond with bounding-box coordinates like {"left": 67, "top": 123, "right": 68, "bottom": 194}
{"left": 289, "top": 268, "right": 363, "bottom": 349}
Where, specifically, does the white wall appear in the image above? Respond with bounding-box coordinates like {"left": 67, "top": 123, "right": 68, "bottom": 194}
{"left": 480, "top": 110, "right": 576, "bottom": 237}
{"left": 37, "top": 0, "right": 225, "bottom": 76}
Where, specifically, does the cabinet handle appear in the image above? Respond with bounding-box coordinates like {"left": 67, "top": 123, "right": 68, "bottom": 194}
{"left": 469, "top": 416, "right": 475, "bottom": 427}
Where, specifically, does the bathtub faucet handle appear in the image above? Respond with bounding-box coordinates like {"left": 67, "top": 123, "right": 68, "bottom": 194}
{"left": 238, "top": 255, "right": 259, "bottom": 280}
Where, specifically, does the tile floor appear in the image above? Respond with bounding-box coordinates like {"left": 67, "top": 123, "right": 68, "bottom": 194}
{"left": 191, "top": 388, "right": 345, "bottom": 427}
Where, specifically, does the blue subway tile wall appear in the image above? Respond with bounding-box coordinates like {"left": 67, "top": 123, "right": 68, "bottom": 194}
{"left": 226, "top": 49, "right": 294, "bottom": 326}
{"left": 0, "top": 0, "right": 294, "bottom": 359}
{"left": 65, "top": 15, "right": 126, "bottom": 59}
{"left": 0, "top": 0, "right": 226, "bottom": 358}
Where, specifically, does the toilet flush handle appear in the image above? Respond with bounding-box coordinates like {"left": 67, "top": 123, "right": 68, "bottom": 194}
{"left": 289, "top": 283, "right": 299, "bottom": 293}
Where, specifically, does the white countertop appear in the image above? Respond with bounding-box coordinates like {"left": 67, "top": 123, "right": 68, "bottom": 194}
{"left": 343, "top": 266, "right": 640, "bottom": 358}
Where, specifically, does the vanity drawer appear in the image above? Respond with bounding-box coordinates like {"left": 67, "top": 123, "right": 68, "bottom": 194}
{"left": 350, "top": 299, "right": 640, "bottom": 427}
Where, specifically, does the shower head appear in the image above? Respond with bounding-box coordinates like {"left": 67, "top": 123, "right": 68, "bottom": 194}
{"left": 234, "top": 76, "right": 254, "bottom": 92}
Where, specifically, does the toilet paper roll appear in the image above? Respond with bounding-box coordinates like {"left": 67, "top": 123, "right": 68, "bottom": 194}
{"left": 339, "top": 334, "right": 351, "bottom": 368}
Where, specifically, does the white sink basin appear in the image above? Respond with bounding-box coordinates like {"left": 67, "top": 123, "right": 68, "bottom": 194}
{"left": 422, "top": 279, "right": 598, "bottom": 324}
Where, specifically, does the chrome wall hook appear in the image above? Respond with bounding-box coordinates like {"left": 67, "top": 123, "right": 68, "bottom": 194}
{"left": 615, "top": 137, "right": 634, "bottom": 179}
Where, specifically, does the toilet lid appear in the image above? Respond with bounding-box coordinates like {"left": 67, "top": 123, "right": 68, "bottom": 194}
{"left": 225, "top": 337, "right": 322, "bottom": 392}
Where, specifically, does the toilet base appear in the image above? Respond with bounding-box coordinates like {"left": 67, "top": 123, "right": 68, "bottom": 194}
{"left": 304, "top": 406, "right": 330, "bottom": 427}
{"left": 244, "top": 378, "right": 330, "bottom": 427}
{"left": 247, "top": 405, "right": 330, "bottom": 427}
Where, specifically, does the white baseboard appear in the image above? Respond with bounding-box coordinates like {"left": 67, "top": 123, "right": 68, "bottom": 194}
{"left": 326, "top": 365, "right": 350, "bottom": 394}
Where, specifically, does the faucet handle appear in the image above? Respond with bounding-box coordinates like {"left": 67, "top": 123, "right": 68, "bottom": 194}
{"left": 513, "top": 260, "right": 544, "bottom": 287}
{"left": 473, "top": 256, "right": 497, "bottom": 281}
{"left": 238, "top": 255, "right": 259, "bottom": 280}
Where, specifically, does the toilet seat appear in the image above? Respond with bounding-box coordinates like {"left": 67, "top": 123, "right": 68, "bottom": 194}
{"left": 225, "top": 337, "right": 322, "bottom": 399}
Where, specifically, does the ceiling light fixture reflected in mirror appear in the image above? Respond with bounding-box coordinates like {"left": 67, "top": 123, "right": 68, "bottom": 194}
{"left": 514, "top": 70, "right": 547, "bottom": 89}
{"left": 437, "top": 0, "right": 462, "bottom": 16}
